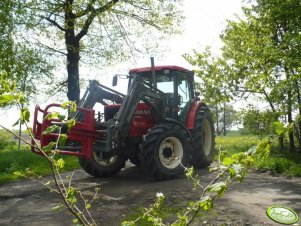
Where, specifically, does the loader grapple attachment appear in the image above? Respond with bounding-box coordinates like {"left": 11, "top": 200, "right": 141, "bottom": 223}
{"left": 32, "top": 103, "right": 99, "bottom": 159}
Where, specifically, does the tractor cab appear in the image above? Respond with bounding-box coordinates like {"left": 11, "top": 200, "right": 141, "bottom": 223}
{"left": 116, "top": 66, "right": 197, "bottom": 119}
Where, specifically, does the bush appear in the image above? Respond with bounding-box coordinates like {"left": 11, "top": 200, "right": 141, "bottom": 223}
{"left": 254, "top": 157, "right": 291, "bottom": 173}
{"left": 287, "top": 164, "right": 301, "bottom": 177}
{"left": 0, "top": 130, "right": 17, "bottom": 151}
{"left": 216, "top": 135, "right": 301, "bottom": 177}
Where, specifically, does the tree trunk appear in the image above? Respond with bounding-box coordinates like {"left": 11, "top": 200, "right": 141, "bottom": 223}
{"left": 285, "top": 69, "right": 295, "bottom": 152}
{"left": 216, "top": 107, "right": 219, "bottom": 135}
{"left": 295, "top": 80, "right": 301, "bottom": 150}
{"left": 66, "top": 47, "right": 80, "bottom": 103}
{"left": 65, "top": 0, "right": 80, "bottom": 103}
{"left": 223, "top": 103, "right": 226, "bottom": 136}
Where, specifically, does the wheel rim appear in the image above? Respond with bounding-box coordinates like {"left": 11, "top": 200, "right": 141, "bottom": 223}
{"left": 159, "top": 137, "right": 183, "bottom": 169}
{"left": 203, "top": 118, "right": 212, "bottom": 156}
{"left": 93, "top": 152, "right": 118, "bottom": 166}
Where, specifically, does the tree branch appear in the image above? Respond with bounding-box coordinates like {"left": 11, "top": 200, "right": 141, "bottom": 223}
{"left": 76, "top": 0, "right": 120, "bottom": 41}
{"left": 41, "top": 15, "right": 66, "bottom": 32}
{"left": 113, "top": 9, "right": 162, "bottom": 30}
{"left": 34, "top": 38, "right": 67, "bottom": 56}
{"left": 74, "top": 0, "right": 96, "bottom": 18}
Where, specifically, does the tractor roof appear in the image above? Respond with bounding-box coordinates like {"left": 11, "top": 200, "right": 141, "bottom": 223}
{"left": 129, "top": 65, "right": 189, "bottom": 73}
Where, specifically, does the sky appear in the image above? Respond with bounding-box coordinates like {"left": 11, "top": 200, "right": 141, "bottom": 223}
{"left": 0, "top": 0, "right": 244, "bottom": 129}
{"left": 82, "top": 0, "right": 244, "bottom": 93}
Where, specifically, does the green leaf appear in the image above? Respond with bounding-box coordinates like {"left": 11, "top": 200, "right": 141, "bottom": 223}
{"left": 228, "top": 167, "right": 236, "bottom": 178}
{"left": 273, "top": 121, "right": 285, "bottom": 136}
{"left": 45, "top": 112, "right": 59, "bottom": 120}
{"left": 16, "top": 93, "right": 26, "bottom": 105}
{"left": 72, "top": 218, "right": 79, "bottom": 224}
{"left": 121, "top": 221, "right": 135, "bottom": 226}
{"left": 12, "top": 119, "right": 20, "bottom": 127}
{"left": 222, "top": 157, "right": 234, "bottom": 166}
{"left": 185, "top": 166, "right": 194, "bottom": 179}
{"left": 66, "top": 187, "right": 77, "bottom": 204}
{"left": 58, "top": 134, "right": 67, "bottom": 147}
{"left": 20, "top": 107, "right": 30, "bottom": 123}
{"left": 207, "top": 182, "right": 228, "bottom": 197}
{"left": 199, "top": 196, "right": 212, "bottom": 211}
{"left": 54, "top": 158, "right": 65, "bottom": 169}
{"left": 0, "top": 93, "right": 15, "bottom": 106}
{"left": 61, "top": 101, "right": 77, "bottom": 113}
{"left": 65, "top": 119, "right": 76, "bottom": 132}
{"left": 42, "top": 142, "right": 56, "bottom": 152}
{"left": 231, "top": 164, "right": 243, "bottom": 174}
{"left": 42, "top": 125, "right": 60, "bottom": 135}
{"left": 10, "top": 80, "right": 16, "bottom": 92}
{"left": 52, "top": 204, "right": 64, "bottom": 211}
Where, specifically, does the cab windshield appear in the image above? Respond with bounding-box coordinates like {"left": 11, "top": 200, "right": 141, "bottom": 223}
{"left": 129, "top": 70, "right": 193, "bottom": 108}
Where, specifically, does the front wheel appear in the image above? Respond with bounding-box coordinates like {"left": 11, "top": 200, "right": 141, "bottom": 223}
{"left": 191, "top": 106, "right": 215, "bottom": 168}
{"left": 139, "top": 124, "right": 192, "bottom": 180}
{"left": 79, "top": 151, "right": 126, "bottom": 177}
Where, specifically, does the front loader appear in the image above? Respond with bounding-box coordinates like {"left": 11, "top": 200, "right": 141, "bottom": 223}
{"left": 32, "top": 62, "right": 215, "bottom": 180}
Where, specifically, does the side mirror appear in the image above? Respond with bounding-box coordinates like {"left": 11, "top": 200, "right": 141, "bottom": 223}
{"left": 112, "top": 75, "right": 118, "bottom": 86}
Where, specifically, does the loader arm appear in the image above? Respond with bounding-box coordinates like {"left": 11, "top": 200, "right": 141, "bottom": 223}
{"left": 107, "top": 75, "right": 166, "bottom": 151}
{"left": 74, "top": 80, "right": 125, "bottom": 121}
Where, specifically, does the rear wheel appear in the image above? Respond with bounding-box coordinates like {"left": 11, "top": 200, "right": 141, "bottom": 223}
{"left": 191, "top": 106, "right": 215, "bottom": 168}
{"left": 139, "top": 124, "right": 192, "bottom": 180}
{"left": 79, "top": 151, "right": 126, "bottom": 177}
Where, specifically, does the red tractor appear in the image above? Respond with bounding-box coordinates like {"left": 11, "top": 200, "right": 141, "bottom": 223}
{"left": 32, "top": 60, "right": 215, "bottom": 180}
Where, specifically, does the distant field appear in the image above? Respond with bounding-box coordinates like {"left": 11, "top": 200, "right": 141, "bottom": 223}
{"left": 215, "top": 135, "right": 260, "bottom": 155}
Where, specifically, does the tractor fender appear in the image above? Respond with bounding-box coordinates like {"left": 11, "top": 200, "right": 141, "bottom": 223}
{"left": 162, "top": 117, "right": 194, "bottom": 146}
{"left": 185, "top": 101, "right": 207, "bottom": 129}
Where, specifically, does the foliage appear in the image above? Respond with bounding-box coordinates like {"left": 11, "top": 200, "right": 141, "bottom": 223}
{"left": 0, "top": 0, "right": 54, "bottom": 101}
{"left": 0, "top": 130, "right": 17, "bottom": 150}
{"left": 17, "top": 0, "right": 184, "bottom": 102}
{"left": 265, "top": 146, "right": 300, "bottom": 176}
{"left": 254, "top": 154, "right": 301, "bottom": 177}
{"left": 216, "top": 131, "right": 301, "bottom": 177}
{"left": 241, "top": 108, "right": 279, "bottom": 137}
{"left": 184, "top": 0, "right": 301, "bottom": 152}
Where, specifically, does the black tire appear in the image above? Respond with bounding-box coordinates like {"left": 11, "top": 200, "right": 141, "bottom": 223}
{"left": 79, "top": 152, "right": 126, "bottom": 177}
{"left": 191, "top": 106, "right": 215, "bottom": 168}
{"left": 139, "top": 124, "right": 192, "bottom": 180}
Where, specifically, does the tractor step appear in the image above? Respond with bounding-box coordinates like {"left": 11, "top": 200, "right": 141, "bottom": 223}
{"left": 96, "top": 130, "right": 107, "bottom": 133}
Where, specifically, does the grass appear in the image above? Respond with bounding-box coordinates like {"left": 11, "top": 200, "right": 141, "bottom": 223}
{"left": 215, "top": 135, "right": 301, "bottom": 177}
{"left": 215, "top": 135, "right": 260, "bottom": 156}
{"left": 0, "top": 147, "right": 80, "bottom": 184}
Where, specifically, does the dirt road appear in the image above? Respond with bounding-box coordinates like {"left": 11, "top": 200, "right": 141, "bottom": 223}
{"left": 0, "top": 162, "right": 300, "bottom": 226}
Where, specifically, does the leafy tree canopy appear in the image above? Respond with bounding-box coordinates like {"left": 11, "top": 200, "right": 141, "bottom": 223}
{"left": 17, "top": 0, "right": 184, "bottom": 102}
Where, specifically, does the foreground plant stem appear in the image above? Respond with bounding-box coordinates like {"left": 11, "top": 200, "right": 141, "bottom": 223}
{"left": 0, "top": 124, "right": 90, "bottom": 226}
